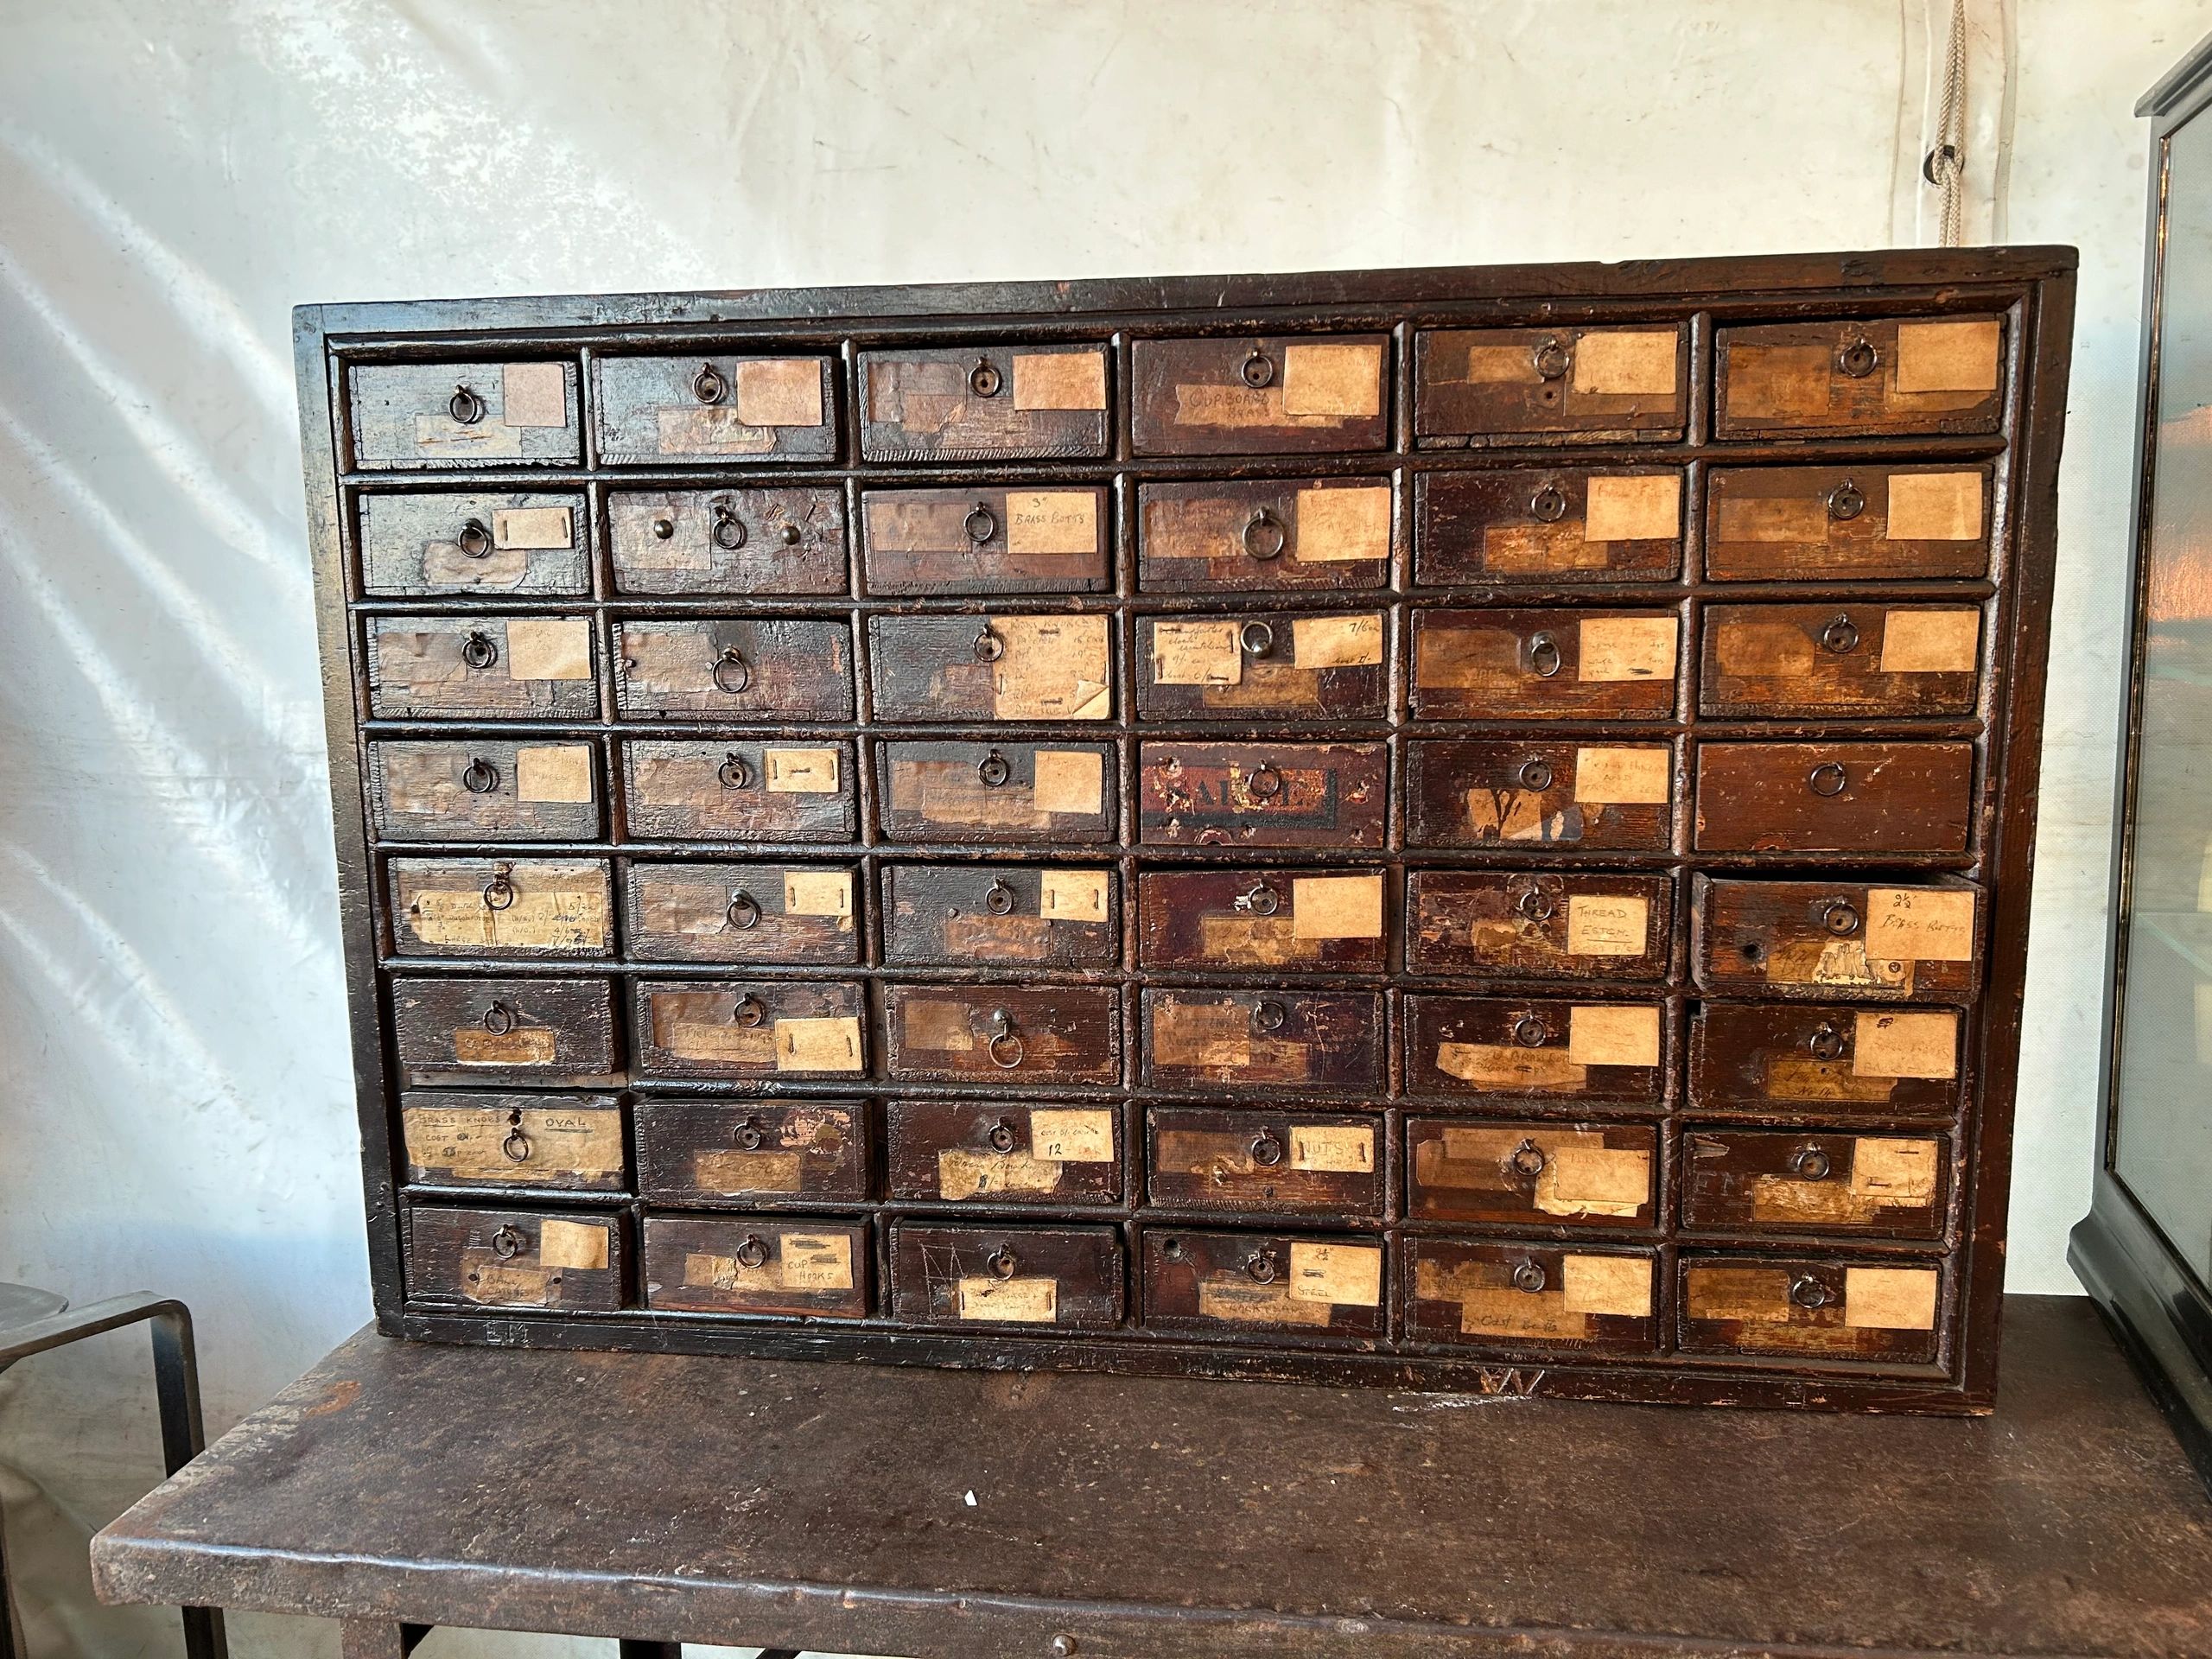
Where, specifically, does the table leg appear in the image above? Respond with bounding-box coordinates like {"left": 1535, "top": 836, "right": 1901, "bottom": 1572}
{"left": 615, "top": 1644, "right": 683, "bottom": 1657}
{"left": 339, "top": 1621, "right": 428, "bottom": 1657}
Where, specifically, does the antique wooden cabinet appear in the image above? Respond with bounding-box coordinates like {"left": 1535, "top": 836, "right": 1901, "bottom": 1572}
{"left": 300, "top": 248, "right": 2074, "bottom": 1410}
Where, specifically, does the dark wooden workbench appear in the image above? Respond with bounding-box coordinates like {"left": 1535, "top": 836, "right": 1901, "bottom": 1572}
{"left": 91, "top": 1296, "right": 2212, "bottom": 1657}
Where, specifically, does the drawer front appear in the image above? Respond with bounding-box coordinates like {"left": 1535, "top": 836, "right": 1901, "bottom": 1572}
{"left": 620, "top": 741, "right": 855, "bottom": 842}
{"left": 1413, "top": 608, "right": 1679, "bottom": 721}
{"left": 1704, "top": 466, "right": 1993, "bottom": 582}
{"left": 879, "top": 741, "right": 1115, "bottom": 845}
{"left": 634, "top": 1099, "right": 869, "bottom": 1205}
{"left": 623, "top": 861, "right": 859, "bottom": 964}
{"left": 365, "top": 615, "right": 599, "bottom": 721}
{"left": 1132, "top": 334, "right": 1389, "bottom": 455}
{"left": 642, "top": 1216, "right": 869, "bottom": 1319}
{"left": 890, "top": 1223, "right": 1124, "bottom": 1329}
{"left": 613, "top": 619, "right": 854, "bottom": 721}
{"left": 882, "top": 863, "right": 1117, "bottom": 967}
{"left": 608, "top": 488, "right": 847, "bottom": 596}
{"left": 1700, "top": 603, "right": 1982, "bottom": 718}
{"left": 870, "top": 614, "right": 1114, "bottom": 723}
{"left": 861, "top": 486, "right": 1110, "bottom": 595}
{"left": 1407, "top": 871, "right": 1671, "bottom": 982}
{"left": 1415, "top": 467, "right": 1684, "bottom": 585}
{"left": 1407, "top": 1120, "right": 1657, "bottom": 1227}
{"left": 1142, "top": 1230, "right": 1385, "bottom": 1338}
{"left": 1684, "top": 1129, "right": 1948, "bottom": 1239}
{"left": 349, "top": 360, "right": 581, "bottom": 468}
{"left": 370, "top": 740, "right": 601, "bottom": 842}
{"left": 1136, "top": 612, "right": 1387, "bottom": 720}
{"left": 1141, "top": 989, "right": 1384, "bottom": 1091}
{"left": 1137, "top": 741, "right": 1385, "bottom": 849}
{"left": 1716, "top": 316, "right": 2005, "bottom": 437}
{"left": 1405, "top": 741, "right": 1673, "bottom": 851}
{"left": 1137, "top": 479, "right": 1394, "bottom": 591}
{"left": 594, "top": 354, "right": 836, "bottom": 465}
{"left": 1679, "top": 1255, "right": 1944, "bottom": 1364}
{"left": 399, "top": 1091, "right": 626, "bottom": 1192}
{"left": 390, "top": 976, "right": 618, "bottom": 1084}
{"left": 1693, "top": 742, "right": 1975, "bottom": 855}
{"left": 390, "top": 857, "right": 613, "bottom": 958}
{"left": 1406, "top": 1238, "right": 1658, "bottom": 1351}
{"left": 1689, "top": 1002, "right": 1963, "bottom": 1116}
{"left": 406, "top": 1205, "right": 624, "bottom": 1310}
{"left": 1406, "top": 995, "right": 1668, "bottom": 1105}
{"left": 886, "top": 1100, "right": 1122, "bottom": 1205}
{"left": 860, "top": 344, "right": 1111, "bottom": 461}
{"left": 635, "top": 980, "right": 866, "bottom": 1079}
{"left": 1415, "top": 326, "right": 1687, "bottom": 442}
{"left": 1146, "top": 1109, "right": 1382, "bottom": 1216}
{"left": 1693, "top": 878, "right": 1980, "bottom": 1001}
{"left": 1137, "top": 868, "right": 1387, "bottom": 972}
{"left": 359, "top": 493, "right": 588, "bottom": 596}
{"left": 884, "top": 984, "right": 1121, "bottom": 1084}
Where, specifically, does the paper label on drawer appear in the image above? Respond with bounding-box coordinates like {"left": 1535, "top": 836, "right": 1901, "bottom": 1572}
{"left": 1198, "top": 1278, "right": 1336, "bottom": 1325}
{"left": 1885, "top": 472, "right": 1984, "bottom": 541}
{"left": 1292, "top": 613, "right": 1383, "bottom": 668}
{"left": 1005, "top": 491, "right": 1097, "bottom": 555}
{"left": 463, "top": 1257, "right": 557, "bottom": 1305}
{"left": 1567, "top": 1004, "right": 1660, "bottom": 1068}
{"left": 777, "top": 1231, "right": 854, "bottom": 1290}
{"left": 1685, "top": 1266, "right": 1792, "bottom": 1323}
{"left": 774, "top": 1015, "right": 863, "bottom": 1071}
{"left": 1039, "top": 870, "right": 1109, "bottom": 923}
{"left": 992, "top": 616, "right": 1112, "bottom": 720}
{"left": 1031, "top": 1109, "right": 1115, "bottom": 1163}
{"left": 1865, "top": 887, "right": 1974, "bottom": 961}
{"left": 537, "top": 1218, "right": 609, "bottom": 1271}
{"left": 1293, "top": 486, "right": 1391, "bottom": 561}
{"left": 904, "top": 999, "right": 975, "bottom": 1052}
{"left": 1567, "top": 893, "right": 1648, "bottom": 956}
{"left": 1561, "top": 1254, "right": 1652, "bottom": 1317}
{"left": 1849, "top": 1138, "right": 1940, "bottom": 1204}
{"left": 1582, "top": 474, "right": 1681, "bottom": 543}
{"left": 782, "top": 869, "right": 852, "bottom": 918}
{"left": 1435, "top": 1043, "right": 1586, "bottom": 1088}
{"left": 664, "top": 1017, "right": 775, "bottom": 1064}
{"left": 1852, "top": 1009, "right": 1958, "bottom": 1079}
{"left": 409, "top": 885, "right": 607, "bottom": 950}
{"left": 657, "top": 406, "right": 775, "bottom": 454}
{"left": 1292, "top": 874, "right": 1384, "bottom": 940}
{"left": 1894, "top": 320, "right": 2001, "bottom": 393}
{"left": 504, "top": 617, "right": 593, "bottom": 681}
{"left": 1152, "top": 620, "right": 1243, "bottom": 687}
{"left": 1151, "top": 999, "right": 1251, "bottom": 1069}
{"left": 1281, "top": 341, "right": 1383, "bottom": 417}
{"left": 1843, "top": 1266, "right": 1939, "bottom": 1330}
{"left": 1879, "top": 608, "right": 1980, "bottom": 674}
{"left": 404, "top": 1106, "right": 622, "bottom": 1180}
{"left": 766, "top": 748, "right": 840, "bottom": 793}
{"left": 1289, "top": 1241, "right": 1381, "bottom": 1306}
{"left": 1013, "top": 350, "right": 1108, "bottom": 410}
{"left": 1289, "top": 1123, "right": 1374, "bottom": 1173}
{"left": 515, "top": 745, "right": 594, "bottom": 804}
{"left": 1577, "top": 615, "right": 1677, "bottom": 682}
{"left": 734, "top": 359, "right": 824, "bottom": 427}
{"left": 1573, "top": 747, "right": 1670, "bottom": 804}
{"left": 493, "top": 506, "right": 574, "bottom": 550}
{"left": 1031, "top": 749, "right": 1103, "bottom": 816}
{"left": 502, "top": 362, "right": 569, "bottom": 427}
{"left": 1725, "top": 344, "right": 1833, "bottom": 419}
{"left": 1572, "top": 330, "right": 1678, "bottom": 396}
{"left": 452, "top": 1026, "right": 557, "bottom": 1065}
{"left": 1536, "top": 1147, "right": 1650, "bottom": 1217}
{"left": 691, "top": 1148, "right": 803, "bottom": 1192}
{"left": 958, "top": 1275, "right": 1058, "bottom": 1322}
{"left": 414, "top": 415, "right": 524, "bottom": 458}
{"left": 1464, "top": 342, "right": 1535, "bottom": 383}
{"left": 1716, "top": 493, "right": 1828, "bottom": 543}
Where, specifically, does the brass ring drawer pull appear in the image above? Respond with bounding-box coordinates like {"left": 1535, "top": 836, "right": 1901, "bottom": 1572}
{"left": 1792, "top": 1146, "right": 1834, "bottom": 1181}
{"left": 1246, "top": 760, "right": 1284, "bottom": 801}
{"left": 481, "top": 866, "right": 516, "bottom": 912}
{"left": 1252, "top": 999, "right": 1287, "bottom": 1035}
{"left": 1790, "top": 1274, "right": 1834, "bottom": 1311}
{"left": 735, "top": 1233, "right": 772, "bottom": 1270}
{"left": 733, "top": 995, "right": 767, "bottom": 1027}
{"left": 737, "top": 1116, "right": 766, "bottom": 1152}
{"left": 969, "top": 358, "right": 1002, "bottom": 397}
{"left": 988, "top": 1117, "right": 1019, "bottom": 1154}
{"left": 974, "top": 625, "right": 1006, "bottom": 664}
{"left": 1837, "top": 336, "right": 1880, "bottom": 378}
{"left": 448, "top": 385, "right": 486, "bottom": 425}
{"left": 1820, "top": 615, "right": 1859, "bottom": 654}
{"left": 716, "top": 753, "right": 753, "bottom": 790}
{"left": 1241, "top": 347, "right": 1275, "bottom": 389}
{"left": 490, "top": 1224, "right": 525, "bottom": 1260}
{"left": 964, "top": 502, "right": 998, "bottom": 543}
{"left": 987, "top": 1244, "right": 1020, "bottom": 1280}
{"left": 987, "top": 1008, "right": 1025, "bottom": 1069}
{"left": 456, "top": 518, "right": 493, "bottom": 557}
{"left": 1242, "top": 506, "right": 1287, "bottom": 559}
{"left": 711, "top": 505, "right": 747, "bottom": 550}
{"left": 1249, "top": 1128, "right": 1285, "bottom": 1166}
{"left": 1808, "top": 761, "right": 1849, "bottom": 798}
{"left": 1827, "top": 480, "right": 1866, "bottom": 521}
{"left": 1821, "top": 898, "right": 1862, "bottom": 936}
{"left": 461, "top": 630, "right": 499, "bottom": 671}
{"left": 985, "top": 878, "right": 1016, "bottom": 916}
{"left": 480, "top": 1001, "right": 517, "bottom": 1036}
{"left": 1512, "top": 1258, "right": 1548, "bottom": 1294}
{"left": 1509, "top": 1137, "right": 1548, "bottom": 1179}
{"left": 1529, "top": 484, "right": 1569, "bottom": 523}
{"left": 977, "top": 749, "right": 1012, "bottom": 788}
{"left": 501, "top": 1119, "right": 531, "bottom": 1164}
{"left": 1241, "top": 880, "right": 1280, "bottom": 918}
{"left": 1516, "top": 885, "right": 1556, "bottom": 922}
{"left": 1808, "top": 1021, "right": 1847, "bottom": 1061}
{"left": 1529, "top": 632, "right": 1563, "bottom": 679}
{"left": 1517, "top": 757, "right": 1554, "bottom": 791}
{"left": 461, "top": 758, "right": 500, "bottom": 795}
{"left": 712, "top": 647, "right": 753, "bottom": 695}
{"left": 1238, "top": 620, "right": 1274, "bottom": 658}
{"left": 1244, "top": 1249, "right": 1280, "bottom": 1284}
{"left": 1531, "top": 337, "right": 1571, "bottom": 380}
{"left": 727, "top": 890, "right": 760, "bottom": 930}
{"left": 1512, "top": 1014, "right": 1549, "bottom": 1048}
{"left": 692, "top": 362, "right": 729, "bottom": 404}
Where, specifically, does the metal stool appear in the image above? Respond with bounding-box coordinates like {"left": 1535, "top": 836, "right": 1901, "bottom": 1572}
{"left": 0, "top": 1285, "right": 225, "bottom": 1658}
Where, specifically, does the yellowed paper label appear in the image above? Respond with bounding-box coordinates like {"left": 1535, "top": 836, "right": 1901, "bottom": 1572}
{"left": 1289, "top": 1241, "right": 1382, "bottom": 1306}
{"left": 1464, "top": 342, "right": 1535, "bottom": 382}
{"left": 1850, "top": 1138, "right": 1940, "bottom": 1204}
{"left": 1567, "top": 1004, "right": 1661, "bottom": 1068}
{"left": 1031, "top": 1108, "right": 1115, "bottom": 1163}
{"left": 1573, "top": 747, "right": 1670, "bottom": 804}
{"left": 1435, "top": 1042, "right": 1586, "bottom": 1088}
{"left": 1012, "top": 350, "right": 1108, "bottom": 411}
{"left": 1885, "top": 472, "right": 1984, "bottom": 541}
{"left": 1577, "top": 615, "right": 1678, "bottom": 682}
{"left": 403, "top": 1105, "right": 622, "bottom": 1181}
{"left": 1291, "top": 873, "right": 1384, "bottom": 940}
{"left": 1717, "top": 493, "right": 1828, "bottom": 544}
{"left": 1583, "top": 474, "right": 1681, "bottom": 543}
{"left": 1039, "top": 869, "right": 1110, "bottom": 923}
{"left": 1281, "top": 341, "right": 1383, "bottom": 416}
{"left": 1198, "top": 1278, "right": 1336, "bottom": 1326}
{"left": 1866, "top": 887, "right": 1974, "bottom": 961}
{"left": 1294, "top": 485, "right": 1391, "bottom": 562}
{"left": 1566, "top": 893, "right": 1649, "bottom": 957}
{"left": 734, "top": 359, "right": 824, "bottom": 427}
{"left": 1537, "top": 1147, "right": 1651, "bottom": 1218}
{"left": 504, "top": 617, "right": 594, "bottom": 681}
{"left": 1151, "top": 620, "right": 1243, "bottom": 687}
{"left": 691, "top": 1148, "right": 803, "bottom": 1193}
{"left": 1561, "top": 1254, "right": 1653, "bottom": 1317}
{"left": 415, "top": 416, "right": 523, "bottom": 457}
{"left": 501, "top": 361, "right": 569, "bottom": 427}
{"left": 493, "top": 505, "right": 574, "bottom": 550}
{"left": 958, "top": 1276, "right": 1058, "bottom": 1322}
{"left": 1894, "top": 319, "right": 2001, "bottom": 394}
{"left": 1571, "top": 330, "right": 1678, "bottom": 395}
{"left": 991, "top": 615, "right": 1112, "bottom": 720}
{"left": 656, "top": 406, "right": 773, "bottom": 455}
{"left": 774, "top": 1015, "right": 864, "bottom": 1072}
{"left": 782, "top": 869, "right": 852, "bottom": 918}
{"left": 904, "top": 1000, "right": 975, "bottom": 1052}
{"left": 515, "top": 745, "right": 594, "bottom": 804}
{"left": 1005, "top": 491, "right": 1098, "bottom": 556}
{"left": 1290, "top": 1123, "right": 1375, "bottom": 1173}
{"left": 1844, "top": 1266, "right": 1939, "bottom": 1330}
{"left": 766, "top": 747, "right": 840, "bottom": 793}
{"left": 939, "top": 1149, "right": 1062, "bottom": 1201}
{"left": 1032, "top": 748, "right": 1103, "bottom": 815}
{"left": 537, "top": 1217, "right": 608, "bottom": 1271}
{"left": 1292, "top": 613, "right": 1385, "bottom": 669}
{"left": 1880, "top": 608, "right": 1981, "bottom": 674}
{"left": 408, "top": 883, "right": 608, "bottom": 951}
{"left": 1852, "top": 1009, "right": 1959, "bottom": 1079}
{"left": 777, "top": 1231, "right": 854, "bottom": 1290}
{"left": 1151, "top": 998, "right": 1251, "bottom": 1069}
{"left": 451, "top": 1025, "right": 556, "bottom": 1065}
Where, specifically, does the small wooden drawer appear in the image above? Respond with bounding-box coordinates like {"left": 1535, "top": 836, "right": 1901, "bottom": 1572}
{"left": 641, "top": 1216, "right": 869, "bottom": 1319}
{"left": 1679, "top": 1255, "right": 1944, "bottom": 1364}
{"left": 1141, "top": 988, "right": 1384, "bottom": 1092}
{"left": 1704, "top": 466, "right": 1993, "bottom": 582}
{"left": 389, "top": 857, "right": 613, "bottom": 958}
{"left": 1684, "top": 1129, "right": 1948, "bottom": 1239}
{"left": 1694, "top": 742, "right": 1975, "bottom": 855}
{"left": 635, "top": 1099, "right": 869, "bottom": 1205}
{"left": 1142, "top": 1230, "right": 1385, "bottom": 1338}
{"left": 1405, "top": 741, "right": 1674, "bottom": 852}
{"left": 883, "top": 984, "right": 1121, "bottom": 1084}
{"left": 860, "top": 487, "right": 1110, "bottom": 595}
{"left": 634, "top": 980, "right": 866, "bottom": 1079}
{"left": 1716, "top": 316, "right": 2005, "bottom": 437}
{"left": 1131, "top": 334, "right": 1389, "bottom": 455}
{"left": 860, "top": 344, "right": 1111, "bottom": 461}
{"left": 1406, "top": 1238, "right": 1658, "bottom": 1352}
{"left": 1146, "top": 1108, "right": 1382, "bottom": 1216}
{"left": 399, "top": 1091, "right": 626, "bottom": 1192}
{"left": 1693, "top": 877, "right": 1980, "bottom": 1001}
{"left": 1412, "top": 608, "right": 1679, "bottom": 721}
{"left": 878, "top": 741, "right": 1115, "bottom": 845}
{"left": 1136, "top": 741, "right": 1385, "bottom": 849}
{"left": 391, "top": 976, "right": 619, "bottom": 1084}
{"left": 889, "top": 1223, "right": 1125, "bottom": 1329}
{"left": 1700, "top": 604, "right": 1983, "bottom": 718}
{"left": 887, "top": 1100, "right": 1122, "bottom": 1205}
{"left": 1407, "top": 871, "right": 1670, "bottom": 981}
{"left": 1414, "top": 326, "right": 1687, "bottom": 443}
{"left": 348, "top": 360, "right": 580, "bottom": 468}
{"left": 365, "top": 615, "right": 598, "bottom": 721}
{"left": 1136, "top": 479, "right": 1394, "bottom": 591}
{"left": 1689, "top": 1002, "right": 1964, "bottom": 1116}
{"left": 1135, "top": 611, "right": 1387, "bottom": 720}
{"left": 1137, "top": 868, "right": 1387, "bottom": 972}
{"left": 870, "top": 614, "right": 1114, "bottom": 723}
{"left": 359, "top": 493, "right": 588, "bottom": 596}
{"left": 369, "top": 740, "right": 601, "bottom": 842}
{"left": 882, "top": 863, "right": 1117, "bottom": 967}
{"left": 594, "top": 354, "right": 836, "bottom": 465}
{"left": 1405, "top": 995, "right": 1669, "bottom": 1105}
{"left": 608, "top": 487, "right": 847, "bottom": 596}
{"left": 620, "top": 741, "right": 855, "bottom": 842}
{"left": 1407, "top": 1120, "right": 1657, "bottom": 1228}
{"left": 613, "top": 619, "right": 853, "bottom": 721}
{"left": 1415, "top": 468, "right": 1684, "bottom": 585}
{"left": 623, "top": 861, "right": 858, "bottom": 964}
{"left": 406, "top": 1205, "right": 624, "bottom": 1310}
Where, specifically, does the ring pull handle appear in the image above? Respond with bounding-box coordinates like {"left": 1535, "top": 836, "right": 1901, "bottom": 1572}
{"left": 1239, "top": 880, "right": 1280, "bottom": 918}
{"left": 1516, "top": 756, "right": 1555, "bottom": 792}
{"left": 1789, "top": 1274, "right": 1834, "bottom": 1311}
{"left": 481, "top": 862, "right": 517, "bottom": 912}
{"left": 1512, "top": 1014, "right": 1549, "bottom": 1049}
{"left": 732, "top": 994, "right": 767, "bottom": 1028}
{"left": 969, "top": 358, "right": 1003, "bottom": 398}
{"left": 987, "top": 1008, "right": 1026, "bottom": 1070}
{"left": 448, "top": 384, "right": 486, "bottom": 425}
{"left": 987, "top": 1116, "right": 1019, "bottom": 1154}
{"left": 1808, "top": 1021, "right": 1847, "bottom": 1062}
{"left": 712, "top": 646, "right": 753, "bottom": 696}
{"left": 501, "top": 1117, "right": 531, "bottom": 1164}
{"left": 1528, "top": 632, "right": 1564, "bottom": 679}
{"left": 456, "top": 518, "right": 494, "bottom": 558}
{"left": 490, "top": 1224, "right": 525, "bottom": 1260}
{"left": 1508, "top": 1137, "right": 1548, "bottom": 1179}
{"left": 716, "top": 752, "right": 753, "bottom": 790}
{"left": 1245, "top": 760, "right": 1284, "bottom": 802}
{"left": 735, "top": 1233, "right": 772, "bottom": 1270}
{"left": 726, "top": 889, "right": 760, "bottom": 931}
{"left": 1837, "top": 335, "right": 1880, "bottom": 378}
{"left": 692, "top": 362, "right": 729, "bottom": 405}
{"left": 1241, "top": 347, "right": 1276, "bottom": 389}
{"left": 1531, "top": 337, "right": 1572, "bottom": 381}
{"left": 1251, "top": 999, "right": 1287, "bottom": 1036}
{"left": 976, "top": 748, "right": 1012, "bottom": 788}
{"left": 651, "top": 514, "right": 677, "bottom": 541}
{"left": 737, "top": 1116, "right": 766, "bottom": 1152}
{"left": 1249, "top": 1128, "right": 1286, "bottom": 1167}
{"left": 1241, "top": 505, "right": 1287, "bottom": 560}
{"left": 1529, "top": 483, "right": 1569, "bottom": 524}
{"left": 1827, "top": 479, "right": 1866, "bottom": 522}
{"left": 987, "top": 1244, "right": 1020, "bottom": 1281}
{"left": 984, "top": 878, "right": 1016, "bottom": 916}
{"left": 711, "top": 504, "right": 747, "bottom": 551}
{"left": 1819, "top": 614, "right": 1860, "bottom": 655}
{"left": 1515, "top": 884, "right": 1556, "bottom": 923}
{"left": 973, "top": 624, "right": 1006, "bottom": 664}
{"left": 1791, "top": 1145, "right": 1834, "bottom": 1181}
{"left": 1808, "top": 761, "right": 1849, "bottom": 798}
{"left": 1511, "top": 1258, "right": 1548, "bottom": 1294}
{"left": 1238, "top": 620, "right": 1275, "bottom": 658}
{"left": 1821, "top": 898, "right": 1863, "bottom": 938}
{"left": 461, "top": 630, "right": 499, "bottom": 671}
{"left": 963, "top": 502, "right": 998, "bottom": 545}
{"left": 480, "top": 1001, "right": 517, "bottom": 1036}
{"left": 1244, "top": 1249, "right": 1280, "bottom": 1284}
{"left": 461, "top": 757, "right": 500, "bottom": 795}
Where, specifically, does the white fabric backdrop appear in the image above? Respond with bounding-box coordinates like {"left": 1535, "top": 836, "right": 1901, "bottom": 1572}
{"left": 0, "top": 2, "right": 2202, "bottom": 1654}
